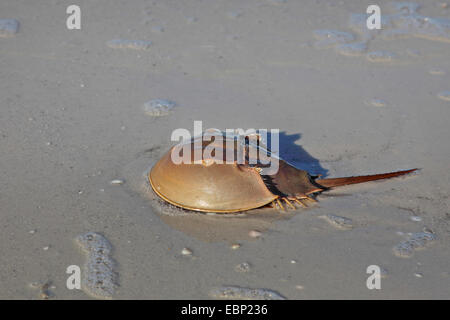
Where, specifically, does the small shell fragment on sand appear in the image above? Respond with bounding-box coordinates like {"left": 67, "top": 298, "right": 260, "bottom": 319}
{"left": 319, "top": 214, "right": 354, "bottom": 230}
{"left": 0, "top": 19, "right": 19, "bottom": 37}
{"left": 143, "top": 99, "right": 176, "bottom": 117}
{"left": 210, "top": 286, "right": 286, "bottom": 300}
{"left": 393, "top": 231, "right": 436, "bottom": 258}
{"left": 110, "top": 179, "right": 124, "bottom": 185}
{"left": 248, "top": 230, "right": 262, "bottom": 238}
{"left": 107, "top": 39, "right": 152, "bottom": 50}
{"left": 181, "top": 247, "right": 193, "bottom": 256}
{"left": 75, "top": 232, "right": 117, "bottom": 299}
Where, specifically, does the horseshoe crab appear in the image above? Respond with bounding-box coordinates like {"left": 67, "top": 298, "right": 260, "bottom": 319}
{"left": 149, "top": 132, "right": 416, "bottom": 213}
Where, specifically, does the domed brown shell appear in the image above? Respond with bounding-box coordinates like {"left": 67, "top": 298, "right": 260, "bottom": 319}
{"left": 149, "top": 135, "right": 278, "bottom": 213}
{"left": 149, "top": 132, "right": 417, "bottom": 213}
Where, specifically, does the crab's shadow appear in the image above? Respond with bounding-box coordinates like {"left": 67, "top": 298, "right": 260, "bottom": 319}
{"left": 265, "top": 131, "right": 328, "bottom": 177}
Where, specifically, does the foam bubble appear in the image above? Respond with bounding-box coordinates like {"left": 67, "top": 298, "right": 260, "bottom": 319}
{"left": 365, "top": 98, "right": 388, "bottom": 107}
{"left": 235, "top": 262, "right": 251, "bottom": 273}
{"left": 393, "top": 231, "right": 436, "bottom": 258}
{"left": 364, "top": 3, "right": 450, "bottom": 43}
{"left": 318, "top": 3, "right": 450, "bottom": 59}
{"left": 398, "top": 16, "right": 450, "bottom": 43}
{"left": 389, "top": 2, "right": 421, "bottom": 14}
{"left": 107, "top": 39, "right": 152, "bottom": 50}
{"left": 210, "top": 286, "right": 286, "bottom": 300}
{"left": 319, "top": 214, "right": 353, "bottom": 230}
{"left": 75, "top": 232, "right": 117, "bottom": 299}
{"left": 0, "top": 19, "right": 19, "bottom": 37}
{"left": 366, "top": 51, "right": 396, "bottom": 62}
{"left": 143, "top": 99, "right": 176, "bottom": 117}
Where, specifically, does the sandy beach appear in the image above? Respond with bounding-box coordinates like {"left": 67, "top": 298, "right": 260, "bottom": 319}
{"left": 0, "top": 0, "right": 449, "bottom": 299}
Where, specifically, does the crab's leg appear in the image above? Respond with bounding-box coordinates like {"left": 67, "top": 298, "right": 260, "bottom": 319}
{"left": 283, "top": 198, "right": 296, "bottom": 209}
{"left": 291, "top": 198, "right": 307, "bottom": 207}
{"left": 276, "top": 198, "right": 285, "bottom": 211}
{"left": 295, "top": 196, "right": 310, "bottom": 207}
{"left": 271, "top": 200, "right": 278, "bottom": 209}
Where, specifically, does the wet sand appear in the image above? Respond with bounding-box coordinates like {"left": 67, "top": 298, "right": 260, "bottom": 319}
{"left": 0, "top": 0, "right": 449, "bottom": 299}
